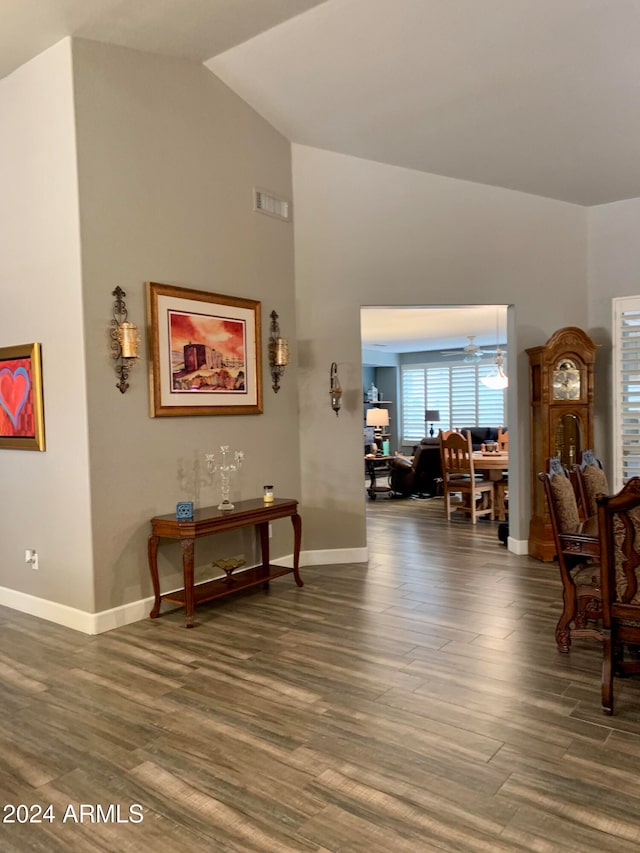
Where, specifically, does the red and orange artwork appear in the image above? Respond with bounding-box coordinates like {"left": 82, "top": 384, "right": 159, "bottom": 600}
{"left": 0, "top": 356, "right": 35, "bottom": 437}
{"left": 168, "top": 310, "right": 247, "bottom": 393}
{"left": 169, "top": 311, "right": 245, "bottom": 360}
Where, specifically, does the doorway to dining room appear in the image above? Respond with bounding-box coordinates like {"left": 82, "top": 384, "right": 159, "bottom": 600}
{"left": 361, "top": 304, "right": 509, "bottom": 452}
{"left": 360, "top": 303, "right": 514, "bottom": 531}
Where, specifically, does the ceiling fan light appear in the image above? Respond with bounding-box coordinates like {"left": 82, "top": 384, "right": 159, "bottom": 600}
{"left": 481, "top": 365, "right": 509, "bottom": 389}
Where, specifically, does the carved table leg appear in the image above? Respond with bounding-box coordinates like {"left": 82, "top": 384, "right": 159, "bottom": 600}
{"left": 182, "top": 538, "right": 195, "bottom": 628}
{"left": 259, "top": 521, "right": 270, "bottom": 589}
{"left": 291, "top": 512, "right": 303, "bottom": 587}
{"left": 148, "top": 534, "right": 161, "bottom": 618}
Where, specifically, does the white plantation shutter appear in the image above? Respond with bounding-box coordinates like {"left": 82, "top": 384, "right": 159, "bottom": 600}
{"left": 426, "top": 367, "right": 451, "bottom": 429}
{"left": 613, "top": 297, "right": 640, "bottom": 489}
{"left": 400, "top": 360, "right": 506, "bottom": 443}
{"left": 450, "top": 365, "right": 476, "bottom": 425}
{"left": 400, "top": 368, "right": 426, "bottom": 442}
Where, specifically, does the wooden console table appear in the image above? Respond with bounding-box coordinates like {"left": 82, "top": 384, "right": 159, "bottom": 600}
{"left": 148, "top": 497, "right": 302, "bottom": 628}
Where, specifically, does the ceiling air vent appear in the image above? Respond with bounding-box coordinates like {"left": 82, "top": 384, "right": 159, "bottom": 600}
{"left": 254, "top": 188, "right": 291, "bottom": 222}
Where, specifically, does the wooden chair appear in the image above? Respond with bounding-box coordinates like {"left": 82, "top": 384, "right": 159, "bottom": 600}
{"left": 495, "top": 427, "right": 509, "bottom": 516}
{"left": 596, "top": 477, "right": 640, "bottom": 715}
{"left": 573, "top": 449, "right": 609, "bottom": 519}
{"left": 439, "top": 429, "right": 495, "bottom": 523}
{"left": 539, "top": 457, "right": 602, "bottom": 653}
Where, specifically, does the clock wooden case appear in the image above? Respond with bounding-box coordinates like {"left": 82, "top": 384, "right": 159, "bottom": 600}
{"left": 526, "top": 326, "right": 596, "bottom": 561}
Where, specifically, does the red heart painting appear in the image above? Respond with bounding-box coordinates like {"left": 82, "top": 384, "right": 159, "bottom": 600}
{"left": 0, "top": 365, "right": 31, "bottom": 431}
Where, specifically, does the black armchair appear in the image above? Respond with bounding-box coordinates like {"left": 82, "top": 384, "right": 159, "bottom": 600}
{"left": 389, "top": 439, "right": 442, "bottom": 497}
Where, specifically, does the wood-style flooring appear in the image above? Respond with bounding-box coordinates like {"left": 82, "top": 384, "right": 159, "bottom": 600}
{"left": 1, "top": 496, "right": 640, "bottom": 852}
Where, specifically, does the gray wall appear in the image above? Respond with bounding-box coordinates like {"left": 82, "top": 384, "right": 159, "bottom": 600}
{"left": 587, "top": 197, "right": 640, "bottom": 479}
{"left": 0, "top": 40, "right": 94, "bottom": 612}
{"left": 72, "top": 40, "right": 300, "bottom": 612}
{"left": 293, "top": 144, "right": 588, "bottom": 550}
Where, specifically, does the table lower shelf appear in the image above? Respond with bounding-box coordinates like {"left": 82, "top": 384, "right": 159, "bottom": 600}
{"left": 160, "top": 563, "right": 293, "bottom": 609}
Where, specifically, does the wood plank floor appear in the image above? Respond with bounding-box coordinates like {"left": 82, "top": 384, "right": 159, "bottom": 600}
{"left": 2, "top": 496, "right": 640, "bottom": 851}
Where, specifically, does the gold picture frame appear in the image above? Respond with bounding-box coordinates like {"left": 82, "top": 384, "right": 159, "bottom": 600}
{"left": 146, "top": 282, "right": 263, "bottom": 417}
{"left": 0, "top": 342, "right": 46, "bottom": 451}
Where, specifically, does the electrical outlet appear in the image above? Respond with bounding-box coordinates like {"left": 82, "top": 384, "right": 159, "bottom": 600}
{"left": 25, "top": 549, "right": 38, "bottom": 570}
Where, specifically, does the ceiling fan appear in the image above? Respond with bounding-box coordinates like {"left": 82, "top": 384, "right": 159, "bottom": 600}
{"left": 440, "top": 335, "right": 503, "bottom": 363}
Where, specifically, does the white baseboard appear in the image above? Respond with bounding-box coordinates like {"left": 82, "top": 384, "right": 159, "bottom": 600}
{"left": 507, "top": 537, "right": 529, "bottom": 555}
{"left": 264, "top": 549, "right": 367, "bottom": 568}
{"left": 93, "top": 596, "right": 156, "bottom": 634}
{"left": 0, "top": 585, "right": 157, "bottom": 635}
{"left": 0, "top": 586, "right": 96, "bottom": 634}
{"left": 294, "top": 547, "right": 369, "bottom": 566}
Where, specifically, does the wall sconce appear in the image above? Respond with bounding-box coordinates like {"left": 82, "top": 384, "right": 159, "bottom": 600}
{"left": 330, "top": 362, "right": 342, "bottom": 415}
{"left": 268, "top": 310, "right": 289, "bottom": 393}
{"left": 110, "top": 286, "right": 140, "bottom": 394}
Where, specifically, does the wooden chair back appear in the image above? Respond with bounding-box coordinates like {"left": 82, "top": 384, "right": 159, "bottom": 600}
{"left": 440, "top": 429, "right": 473, "bottom": 477}
{"left": 596, "top": 477, "right": 640, "bottom": 714}
{"left": 439, "top": 429, "right": 495, "bottom": 523}
{"left": 497, "top": 427, "right": 509, "bottom": 451}
{"left": 538, "top": 457, "right": 602, "bottom": 653}
{"left": 573, "top": 450, "right": 609, "bottom": 519}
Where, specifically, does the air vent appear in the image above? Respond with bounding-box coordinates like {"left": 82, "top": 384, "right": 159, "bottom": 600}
{"left": 254, "top": 188, "right": 291, "bottom": 222}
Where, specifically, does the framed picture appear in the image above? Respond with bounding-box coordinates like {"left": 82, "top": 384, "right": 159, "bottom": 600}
{"left": 146, "top": 282, "right": 263, "bottom": 417}
{"left": 0, "top": 342, "right": 46, "bottom": 451}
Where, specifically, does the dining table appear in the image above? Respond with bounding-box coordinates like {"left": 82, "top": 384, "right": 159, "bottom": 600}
{"left": 472, "top": 450, "right": 509, "bottom": 521}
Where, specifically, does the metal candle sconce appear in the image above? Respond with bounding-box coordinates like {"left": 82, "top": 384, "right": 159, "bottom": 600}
{"left": 268, "top": 310, "right": 289, "bottom": 393}
{"left": 330, "top": 362, "right": 342, "bottom": 415}
{"left": 110, "top": 286, "right": 140, "bottom": 393}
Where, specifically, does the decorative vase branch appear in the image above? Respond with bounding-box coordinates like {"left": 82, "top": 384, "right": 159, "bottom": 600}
{"left": 205, "top": 446, "right": 244, "bottom": 511}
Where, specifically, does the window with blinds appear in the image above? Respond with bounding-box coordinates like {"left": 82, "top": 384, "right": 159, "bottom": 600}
{"left": 613, "top": 296, "right": 640, "bottom": 489}
{"left": 400, "top": 361, "right": 506, "bottom": 443}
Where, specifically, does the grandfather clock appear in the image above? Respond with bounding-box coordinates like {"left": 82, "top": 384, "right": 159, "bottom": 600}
{"left": 527, "top": 326, "right": 596, "bottom": 561}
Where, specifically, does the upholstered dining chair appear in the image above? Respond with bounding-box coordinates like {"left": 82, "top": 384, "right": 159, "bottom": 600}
{"left": 596, "top": 477, "right": 640, "bottom": 715}
{"left": 539, "top": 457, "right": 602, "bottom": 653}
{"left": 573, "top": 449, "right": 609, "bottom": 520}
{"left": 439, "top": 429, "right": 495, "bottom": 523}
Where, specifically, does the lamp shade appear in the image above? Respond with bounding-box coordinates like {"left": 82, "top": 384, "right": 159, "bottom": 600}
{"left": 481, "top": 348, "right": 508, "bottom": 389}
{"left": 425, "top": 410, "right": 440, "bottom": 422}
{"left": 366, "top": 407, "right": 389, "bottom": 427}
{"left": 481, "top": 367, "right": 509, "bottom": 390}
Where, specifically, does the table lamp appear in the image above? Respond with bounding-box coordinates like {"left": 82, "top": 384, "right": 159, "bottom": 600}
{"left": 425, "top": 409, "right": 440, "bottom": 437}
{"left": 366, "top": 406, "right": 389, "bottom": 440}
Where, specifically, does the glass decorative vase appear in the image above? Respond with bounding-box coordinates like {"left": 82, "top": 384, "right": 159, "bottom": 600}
{"left": 205, "top": 446, "right": 244, "bottom": 511}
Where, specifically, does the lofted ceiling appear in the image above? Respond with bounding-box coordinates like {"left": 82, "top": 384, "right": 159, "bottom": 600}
{"left": 3, "top": 1, "right": 640, "bottom": 208}
{"left": 0, "top": 1, "right": 327, "bottom": 80}
{"left": 3, "top": 1, "right": 638, "bottom": 350}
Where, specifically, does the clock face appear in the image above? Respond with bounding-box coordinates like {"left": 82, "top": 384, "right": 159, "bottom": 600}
{"left": 553, "top": 359, "right": 581, "bottom": 400}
